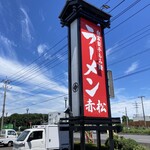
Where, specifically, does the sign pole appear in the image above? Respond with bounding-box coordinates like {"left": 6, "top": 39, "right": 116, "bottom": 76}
{"left": 97, "top": 125, "right": 101, "bottom": 150}
{"left": 80, "top": 123, "right": 85, "bottom": 150}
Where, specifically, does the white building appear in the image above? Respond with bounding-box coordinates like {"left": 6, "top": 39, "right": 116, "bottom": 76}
{"left": 133, "top": 115, "right": 150, "bottom": 122}
{"left": 48, "top": 112, "right": 66, "bottom": 124}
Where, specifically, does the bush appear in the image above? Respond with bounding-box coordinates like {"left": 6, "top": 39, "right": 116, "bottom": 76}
{"left": 105, "top": 135, "right": 147, "bottom": 150}
{"left": 74, "top": 143, "right": 97, "bottom": 150}
{"left": 133, "top": 145, "right": 147, "bottom": 150}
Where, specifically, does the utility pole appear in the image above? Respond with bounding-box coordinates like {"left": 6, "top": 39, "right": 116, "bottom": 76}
{"left": 64, "top": 97, "right": 68, "bottom": 118}
{"left": 133, "top": 101, "right": 139, "bottom": 117}
{"left": 125, "top": 107, "right": 129, "bottom": 128}
{"left": 1, "top": 79, "right": 11, "bottom": 132}
{"left": 64, "top": 97, "right": 67, "bottom": 109}
{"left": 26, "top": 108, "right": 29, "bottom": 114}
{"left": 138, "top": 96, "right": 146, "bottom": 127}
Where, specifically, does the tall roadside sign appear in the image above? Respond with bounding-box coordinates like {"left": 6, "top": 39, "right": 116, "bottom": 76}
{"left": 59, "top": 1, "right": 120, "bottom": 150}
{"left": 59, "top": 0, "right": 111, "bottom": 119}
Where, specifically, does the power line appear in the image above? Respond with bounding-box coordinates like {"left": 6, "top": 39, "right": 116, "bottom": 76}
{"left": 11, "top": 52, "right": 67, "bottom": 88}
{"left": 114, "top": 65, "right": 150, "bottom": 81}
{"left": 8, "top": 93, "right": 68, "bottom": 112}
{"left": 7, "top": 56, "right": 68, "bottom": 103}
{"left": 109, "top": 0, "right": 125, "bottom": 13}
{"left": 3, "top": 0, "right": 150, "bottom": 113}
{"left": 106, "top": 24, "right": 150, "bottom": 65}
{"left": 7, "top": 37, "right": 150, "bottom": 108}
{"left": 104, "top": 0, "right": 111, "bottom": 5}
{"left": 100, "top": 0, "right": 111, "bottom": 10}
{"left": 11, "top": 41, "right": 149, "bottom": 105}
{"left": 10, "top": 45, "right": 67, "bottom": 84}
{"left": 8, "top": 35, "right": 150, "bottom": 104}
{"left": 9, "top": 36, "right": 67, "bottom": 81}
{"left": 7, "top": 59, "right": 150, "bottom": 112}
{"left": 106, "top": 4, "right": 150, "bottom": 34}
{"left": 108, "top": 48, "right": 150, "bottom": 67}
{"left": 11, "top": 43, "right": 67, "bottom": 82}
{"left": 7, "top": 72, "right": 68, "bottom": 105}
{"left": 6, "top": 67, "right": 68, "bottom": 103}
{"left": 113, "top": 24, "right": 150, "bottom": 44}
{"left": 11, "top": 24, "right": 150, "bottom": 87}
{"left": 2, "top": 51, "right": 68, "bottom": 103}
{"left": 107, "top": 32, "right": 150, "bottom": 56}
{"left": 9, "top": 63, "right": 150, "bottom": 111}
{"left": 113, "top": 28, "right": 150, "bottom": 50}
{"left": 111, "top": 0, "right": 142, "bottom": 22}
{"left": 5, "top": 1, "right": 146, "bottom": 86}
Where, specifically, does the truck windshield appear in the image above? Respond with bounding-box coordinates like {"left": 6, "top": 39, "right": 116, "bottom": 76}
{"left": 17, "top": 131, "right": 30, "bottom": 141}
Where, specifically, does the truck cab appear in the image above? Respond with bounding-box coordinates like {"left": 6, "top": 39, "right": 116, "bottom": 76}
{"left": 0, "top": 129, "right": 18, "bottom": 147}
{"left": 13, "top": 124, "right": 69, "bottom": 150}
{"left": 13, "top": 128, "right": 46, "bottom": 150}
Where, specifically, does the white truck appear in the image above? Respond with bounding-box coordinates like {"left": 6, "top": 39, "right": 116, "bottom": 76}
{"left": 0, "top": 129, "right": 18, "bottom": 147}
{"left": 13, "top": 124, "right": 69, "bottom": 150}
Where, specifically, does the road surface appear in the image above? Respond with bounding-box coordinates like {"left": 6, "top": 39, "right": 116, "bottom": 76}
{"left": 0, "top": 146, "right": 12, "bottom": 150}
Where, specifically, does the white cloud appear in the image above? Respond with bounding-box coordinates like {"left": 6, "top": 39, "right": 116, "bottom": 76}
{"left": 0, "top": 56, "right": 68, "bottom": 114}
{"left": 106, "top": 44, "right": 118, "bottom": 56}
{"left": 37, "top": 44, "right": 48, "bottom": 56}
{"left": 106, "top": 48, "right": 112, "bottom": 56}
{"left": 39, "top": 10, "right": 45, "bottom": 22}
{"left": 56, "top": 53, "right": 66, "bottom": 61}
{"left": 114, "top": 88, "right": 126, "bottom": 95}
{"left": 20, "top": 7, "right": 34, "bottom": 43}
{"left": 111, "top": 98, "right": 150, "bottom": 119}
{"left": 146, "top": 38, "right": 150, "bottom": 48}
{"left": 0, "top": 34, "right": 17, "bottom": 59}
{"left": 7, "top": 93, "right": 67, "bottom": 115}
{"left": 125, "top": 62, "right": 138, "bottom": 74}
{"left": 110, "top": 88, "right": 150, "bottom": 119}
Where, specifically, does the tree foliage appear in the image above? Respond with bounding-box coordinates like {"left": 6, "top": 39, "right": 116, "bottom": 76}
{"left": 122, "top": 115, "right": 129, "bottom": 123}
{"left": 0, "top": 113, "right": 48, "bottom": 131}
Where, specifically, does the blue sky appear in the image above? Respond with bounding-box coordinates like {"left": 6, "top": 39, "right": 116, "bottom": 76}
{"left": 0, "top": 0, "right": 149, "bottom": 119}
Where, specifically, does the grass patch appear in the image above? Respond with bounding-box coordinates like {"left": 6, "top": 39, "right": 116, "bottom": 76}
{"left": 122, "top": 127, "right": 150, "bottom": 135}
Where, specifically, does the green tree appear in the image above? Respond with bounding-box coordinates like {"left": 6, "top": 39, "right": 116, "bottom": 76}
{"left": 3, "top": 113, "right": 48, "bottom": 131}
{"left": 122, "top": 115, "right": 129, "bottom": 124}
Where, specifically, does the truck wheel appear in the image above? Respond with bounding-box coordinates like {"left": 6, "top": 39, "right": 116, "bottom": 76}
{"left": 8, "top": 141, "right": 13, "bottom": 147}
